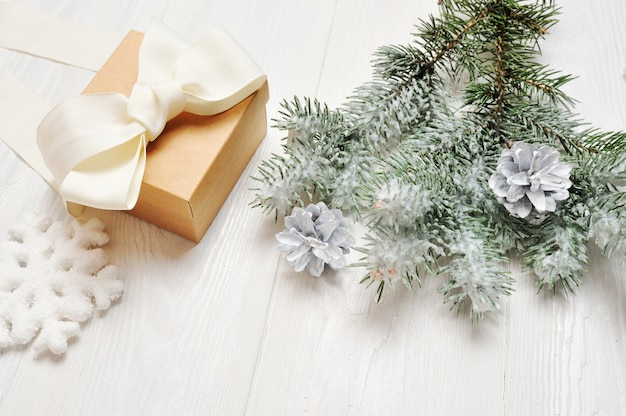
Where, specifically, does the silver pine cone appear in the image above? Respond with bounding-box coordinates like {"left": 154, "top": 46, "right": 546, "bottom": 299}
{"left": 276, "top": 202, "right": 355, "bottom": 277}
{"left": 489, "top": 142, "right": 572, "bottom": 221}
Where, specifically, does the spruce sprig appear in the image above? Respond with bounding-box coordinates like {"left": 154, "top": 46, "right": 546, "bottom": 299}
{"left": 251, "top": 0, "right": 626, "bottom": 322}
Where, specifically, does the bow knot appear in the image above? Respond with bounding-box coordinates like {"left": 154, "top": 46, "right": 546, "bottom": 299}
{"left": 128, "top": 81, "right": 186, "bottom": 140}
{"left": 36, "top": 21, "right": 266, "bottom": 216}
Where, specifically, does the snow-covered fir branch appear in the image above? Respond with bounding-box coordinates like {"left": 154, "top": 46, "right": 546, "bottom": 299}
{"left": 251, "top": 0, "right": 626, "bottom": 322}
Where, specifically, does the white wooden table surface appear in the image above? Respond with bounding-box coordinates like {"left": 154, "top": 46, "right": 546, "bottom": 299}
{"left": 0, "top": 1, "right": 625, "bottom": 415}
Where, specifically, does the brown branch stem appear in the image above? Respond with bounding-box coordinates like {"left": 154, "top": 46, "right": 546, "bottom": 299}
{"left": 419, "top": 4, "right": 492, "bottom": 76}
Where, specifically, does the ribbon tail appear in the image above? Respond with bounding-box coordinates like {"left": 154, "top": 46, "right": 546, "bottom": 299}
{"left": 0, "top": 75, "right": 57, "bottom": 190}
{"left": 0, "top": 3, "right": 124, "bottom": 71}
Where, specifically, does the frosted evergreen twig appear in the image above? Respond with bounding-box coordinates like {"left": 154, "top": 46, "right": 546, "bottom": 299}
{"left": 251, "top": 0, "right": 626, "bottom": 322}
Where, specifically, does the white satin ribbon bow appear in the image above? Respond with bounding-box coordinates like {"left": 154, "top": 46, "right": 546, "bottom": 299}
{"left": 36, "top": 21, "right": 266, "bottom": 216}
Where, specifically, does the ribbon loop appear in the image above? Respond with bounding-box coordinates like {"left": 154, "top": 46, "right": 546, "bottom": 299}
{"left": 36, "top": 21, "right": 267, "bottom": 215}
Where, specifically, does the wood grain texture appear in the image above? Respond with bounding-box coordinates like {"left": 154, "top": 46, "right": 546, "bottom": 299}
{"left": 0, "top": 0, "right": 624, "bottom": 415}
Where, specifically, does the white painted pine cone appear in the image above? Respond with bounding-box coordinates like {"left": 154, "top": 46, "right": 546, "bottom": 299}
{"left": 489, "top": 142, "right": 572, "bottom": 220}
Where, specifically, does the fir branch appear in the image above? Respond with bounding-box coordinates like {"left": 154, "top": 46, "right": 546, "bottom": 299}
{"left": 437, "top": 213, "right": 513, "bottom": 322}
{"left": 578, "top": 130, "right": 626, "bottom": 189}
{"left": 251, "top": 0, "right": 626, "bottom": 322}
{"left": 502, "top": 104, "right": 581, "bottom": 153}
{"left": 357, "top": 229, "right": 442, "bottom": 300}
{"left": 421, "top": 3, "right": 492, "bottom": 77}
{"left": 589, "top": 192, "right": 626, "bottom": 257}
{"left": 345, "top": 76, "right": 440, "bottom": 151}
{"left": 251, "top": 97, "right": 351, "bottom": 215}
{"left": 525, "top": 207, "right": 589, "bottom": 293}
{"left": 519, "top": 68, "right": 577, "bottom": 107}
{"left": 274, "top": 96, "right": 345, "bottom": 140}
{"left": 250, "top": 150, "right": 320, "bottom": 216}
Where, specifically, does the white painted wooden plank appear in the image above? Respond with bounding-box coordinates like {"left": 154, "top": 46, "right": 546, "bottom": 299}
{"left": 541, "top": 0, "right": 626, "bottom": 132}
{"left": 245, "top": 2, "right": 509, "bottom": 415}
{"left": 316, "top": 0, "right": 441, "bottom": 107}
{"left": 246, "top": 1, "right": 626, "bottom": 415}
{"left": 504, "top": 1, "right": 626, "bottom": 414}
{"left": 505, "top": 253, "right": 626, "bottom": 415}
{"left": 0, "top": 0, "right": 336, "bottom": 415}
{"left": 0, "top": 0, "right": 624, "bottom": 415}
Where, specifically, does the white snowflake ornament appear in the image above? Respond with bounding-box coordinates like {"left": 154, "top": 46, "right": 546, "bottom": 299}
{"left": 0, "top": 215, "right": 123, "bottom": 355}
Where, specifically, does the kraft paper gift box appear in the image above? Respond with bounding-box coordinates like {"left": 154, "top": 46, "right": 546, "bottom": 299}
{"left": 82, "top": 30, "right": 269, "bottom": 242}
